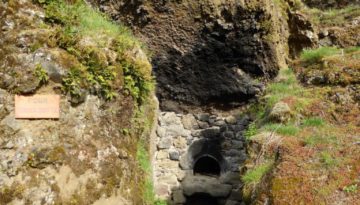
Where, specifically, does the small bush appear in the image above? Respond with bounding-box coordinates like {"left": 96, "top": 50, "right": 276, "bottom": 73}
{"left": 301, "top": 47, "right": 340, "bottom": 64}
{"left": 302, "top": 117, "right": 325, "bottom": 127}
{"left": 242, "top": 162, "right": 273, "bottom": 185}
{"left": 245, "top": 122, "right": 258, "bottom": 140}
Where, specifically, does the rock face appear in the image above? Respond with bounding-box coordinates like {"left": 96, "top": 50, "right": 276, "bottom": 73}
{"left": 93, "top": 0, "right": 288, "bottom": 110}
{"left": 0, "top": 1, "right": 155, "bottom": 204}
{"left": 153, "top": 111, "right": 249, "bottom": 204}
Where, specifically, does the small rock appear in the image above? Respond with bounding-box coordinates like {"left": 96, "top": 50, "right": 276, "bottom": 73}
{"left": 214, "top": 120, "right": 226, "bottom": 126}
{"left": 157, "top": 150, "right": 169, "bottom": 159}
{"left": 169, "top": 149, "right": 180, "bottom": 161}
{"left": 222, "top": 131, "right": 235, "bottom": 139}
{"left": 174, "top": 136, "right": 187, "bottom": 149}
{"left": 269, "top": 102, "right": 291, "bottom": 123}
{"left": 172, "top": 190, "right": 186, "bottom": 204}
{"left": 201, "top": 127, "right": 221, "bottom": 138}
{"left": 156, "top": 127, "right": 166, "bottom": 138}
{"left": 159, "top": 112, "right": 182, "bottom": 126}
{"left": 198, "top": 121, "right": 210, "bottom": 129}
{"left": 225, "top": 116, "right": 237, "bottom": 124}
{"left": 166, "top": 124, "right": 190, "bottom": 137}
{"left": 158, "top": 137, "right": 172, "bottom": 149}
{"left": 196, "top": 113, "right": 210, "bottom": 122}
{"left": 182, "top": 114, "right": 199, "bottom": 130}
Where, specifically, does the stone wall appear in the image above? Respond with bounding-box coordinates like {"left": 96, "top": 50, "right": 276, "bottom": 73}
{"left": 153, "top": 112, "right": 249, "bottom": 205}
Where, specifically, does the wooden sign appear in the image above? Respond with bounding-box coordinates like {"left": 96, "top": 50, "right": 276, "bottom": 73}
{"left": 15, "top": 95, "right": 60, "bottom": 119}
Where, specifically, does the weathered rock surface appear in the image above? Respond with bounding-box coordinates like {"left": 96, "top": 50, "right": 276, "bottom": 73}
{"left": 93, "top": 0, "right": 288, "bottom": 110}
{"left": 182, "top": 175, "right": 233, "bottom": 197}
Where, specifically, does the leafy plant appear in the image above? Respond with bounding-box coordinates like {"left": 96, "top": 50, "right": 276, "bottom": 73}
{"left": 62, "top": 68, "right": 83, "bottom": 97}
{"left": 34, "top": 64, "right": 49, "bottom": 84}
{"left": 343, "top": 184, "right": 358, "bottom": 193}
{"left": 245, "top": 122, "right": 258, "bottom": 140}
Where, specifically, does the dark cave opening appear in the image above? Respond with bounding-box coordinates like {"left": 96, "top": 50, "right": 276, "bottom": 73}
{"left": 185, "top": 193, "right": 219, "bottom": 205}
{"left": 193, "top": 155, "right": 221, "bottom": 177}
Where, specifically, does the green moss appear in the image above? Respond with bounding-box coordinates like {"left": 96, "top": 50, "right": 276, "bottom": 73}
{"left": 0, "top": 183, "right": 25, "bottom": 204}
{"left": 36, "top": 0, "right": 153, "bottom": 104}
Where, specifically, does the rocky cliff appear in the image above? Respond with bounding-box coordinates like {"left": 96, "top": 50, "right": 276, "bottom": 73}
{"left": 93, "top": 0, "right": 290, "bottom": 111}
{"left": 0, "top": 0, "right": 155, "bottom": 204}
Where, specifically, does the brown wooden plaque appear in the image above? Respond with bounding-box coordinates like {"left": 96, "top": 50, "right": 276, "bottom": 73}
{"left": 15, "top": 95, "right": 60, "bottom": 119}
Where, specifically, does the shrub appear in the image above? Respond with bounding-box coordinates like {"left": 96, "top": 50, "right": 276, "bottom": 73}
{"left": 300, "top": 47, "right": 340, "bottom": 64}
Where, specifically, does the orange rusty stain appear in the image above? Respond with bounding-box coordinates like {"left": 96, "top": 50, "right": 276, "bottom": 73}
{"left": 15, "top": 95, "right": 60, "bottom": 119}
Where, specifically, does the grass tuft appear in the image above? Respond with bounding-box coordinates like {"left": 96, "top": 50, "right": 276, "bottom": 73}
{"left": 302, "top": 117, "right": 325, "bottom": 127}
{"left": 300, "top": 47, "right": 340, "bottom": 64}
{"left": 242, "top": 162, "right": 273, "bottom": 185}
{"left": 263, "top": 123, "right": 300, "bottom": 136}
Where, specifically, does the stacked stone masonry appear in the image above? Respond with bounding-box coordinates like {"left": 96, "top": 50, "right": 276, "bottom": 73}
{"left": 153, "top": 112, "right": 249, "bottom": 205}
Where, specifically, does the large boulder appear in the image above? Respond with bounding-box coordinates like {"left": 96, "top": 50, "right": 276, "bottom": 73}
{"left": 182, "top": 175, "right": 233, "bottom": 197}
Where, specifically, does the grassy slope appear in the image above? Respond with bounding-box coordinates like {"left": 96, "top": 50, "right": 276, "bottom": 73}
{"left": 244, "top": 47, "right": 359, "bottom": 204}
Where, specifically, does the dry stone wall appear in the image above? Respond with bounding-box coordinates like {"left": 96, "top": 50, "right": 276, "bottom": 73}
{"left": 153, "top": 112, "right": 249, "bottom": 205}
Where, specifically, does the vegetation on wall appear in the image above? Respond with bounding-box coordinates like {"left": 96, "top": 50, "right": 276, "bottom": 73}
{"left": 34, "top": 0, "right": 154, "bottom": 103}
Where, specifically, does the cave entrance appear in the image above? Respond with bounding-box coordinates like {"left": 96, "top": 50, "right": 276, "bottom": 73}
{"left": 185, "top": 193, "right": 219, "bottom": 205}
{"left": 193, "top": 155, "right": 221, "bottom": 177}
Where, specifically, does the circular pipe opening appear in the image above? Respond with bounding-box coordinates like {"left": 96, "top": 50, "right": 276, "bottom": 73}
{"left": 193, "top": 155, "right": 221, "bottom": 177}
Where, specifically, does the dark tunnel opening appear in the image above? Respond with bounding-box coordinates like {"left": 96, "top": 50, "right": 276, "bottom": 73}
{"left": 185, "top": 193, "right": 219, "bottom": 205}
{"left": 193, "top": 155, "right": 221, "bottom": 177}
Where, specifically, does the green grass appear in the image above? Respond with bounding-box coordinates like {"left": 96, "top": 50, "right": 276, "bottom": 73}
{"left": 300, "top": 47, "right": 340, "bottom": 64}
{"left": 265, "top": 68, "right": 304, "bottom": 108}
{"left": 302, "top": 117, "right": 325, "bottom": 127}
{"left": 242, "top": 162, "right": 273, "bottom": 185}
{"left": 319, "top": 151, "right": 338, "bottom": 168}
{"left": 309, "top": 5, "right": 360, "bottom": 27}
{"left": 136, "top": 143, "right": 156, "bottom": 204}
{"left": 303, "top": 134, "right": 338, "bottom": 147}
{"left": 263, "top": 123, "right": 300, "bottom": 136}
